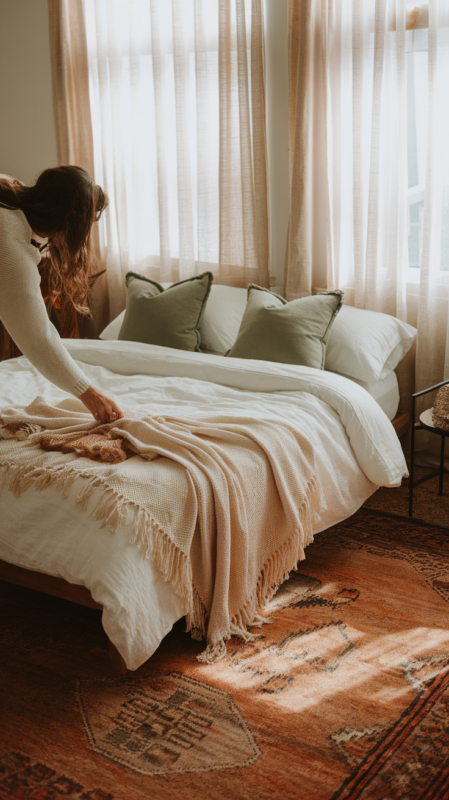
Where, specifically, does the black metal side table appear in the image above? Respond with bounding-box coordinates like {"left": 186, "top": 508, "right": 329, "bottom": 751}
{"left": 409, "top": 379, "right": 449, "bottom": 516}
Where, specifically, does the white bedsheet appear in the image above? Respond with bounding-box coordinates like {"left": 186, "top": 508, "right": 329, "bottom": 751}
{"left": 342, "top": 370, "right": 400, "bottom": 421}
{"left": 0, "top": 341, "right": 407, "bottom": 669}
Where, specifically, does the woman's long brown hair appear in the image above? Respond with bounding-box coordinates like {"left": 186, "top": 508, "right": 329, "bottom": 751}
{"left": 0, "top": 166, "right": 108, "bottom": 315}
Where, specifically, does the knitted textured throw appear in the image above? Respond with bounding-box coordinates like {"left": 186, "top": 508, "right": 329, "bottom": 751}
{"left": 433, "top": 385, "right": 449, "bottom": 431}
{"left": 0, "top": 397, "right": 322, "bottom": 662}
{"left": 41, "top": 430, "right": 129, "bottom": 462}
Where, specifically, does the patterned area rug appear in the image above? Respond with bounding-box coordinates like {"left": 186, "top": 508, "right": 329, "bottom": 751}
{"left": 364, "top": 466, "right": 449, "bottom": 529}
{"left": 2, "top": 509, "right": 449, "bottom": 799}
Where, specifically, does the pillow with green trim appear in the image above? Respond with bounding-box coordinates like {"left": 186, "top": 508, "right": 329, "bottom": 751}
{"left": 118, "top": 271, "right": 213, "bottom": 352}
{"left": 226, "top": 285, "right": 344, "bottom": 369}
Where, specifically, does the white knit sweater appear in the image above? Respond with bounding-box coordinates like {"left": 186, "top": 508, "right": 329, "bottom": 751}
{"left": 0, "top": 207, "right": 90, "bottom": 396}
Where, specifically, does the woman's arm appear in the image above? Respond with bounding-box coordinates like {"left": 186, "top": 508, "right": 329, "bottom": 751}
{"left": 0, "top": 211, "right": 123, "bottom": 421}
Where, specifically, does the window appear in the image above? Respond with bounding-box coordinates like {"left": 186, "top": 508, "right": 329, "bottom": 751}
{"left": 407, "top": 29, "right": 427, "bottom": 269}
{"left": 407, "top": 22, "right": 449, "bottom": 272}
{"left": 82, "top": 0, "right": 255, "bottom": 278}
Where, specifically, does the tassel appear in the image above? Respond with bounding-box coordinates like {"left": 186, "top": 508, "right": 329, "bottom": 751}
{"left": 0, "top": 423, "right": 43, "bottom": 440}
{"left": 196, "top": 639, "right": 228, "bottom": 664}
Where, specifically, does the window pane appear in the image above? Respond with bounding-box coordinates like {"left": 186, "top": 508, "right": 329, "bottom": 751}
{"left": 406, "top": 29, "right": 428, "bottom": 271}
{"left": 408, "top": 200, "right": 424, "bottom": 269}
{"left": 83, "top": 0, "right": 250, "bottom": 271}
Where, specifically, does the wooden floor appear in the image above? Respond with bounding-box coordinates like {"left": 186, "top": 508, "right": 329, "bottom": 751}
{"left": 0, "top": 559, "right": 127, "bottom": 676}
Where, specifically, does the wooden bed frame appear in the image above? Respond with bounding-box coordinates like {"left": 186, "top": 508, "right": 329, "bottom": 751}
{"left": 391, "top": 411, "right": 410, "bottom": 439}
{"left": 0, "top": 412, "right": 410, "bottom": 678}
{"left": 0, "top": 559, "right": 128, "bottom": 677}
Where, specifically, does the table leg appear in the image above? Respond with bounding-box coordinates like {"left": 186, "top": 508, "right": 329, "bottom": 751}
{"left": 439, "top": 435, "right": 445, "bottom": 496}
{"left": 409, "top": 406, "right": 415, "bottom": 516}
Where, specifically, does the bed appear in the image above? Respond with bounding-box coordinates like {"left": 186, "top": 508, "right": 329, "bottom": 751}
{"left": 0, "top": 336, "right": 408, "bottom": 673}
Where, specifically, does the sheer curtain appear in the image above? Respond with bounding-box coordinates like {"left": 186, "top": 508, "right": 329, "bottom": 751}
{"left": 287, "top": 0, "right": 449, "bottom": 410}
{"left": 285, "top": 0, "right": 327, "bottom": 301}
{"left": 322, "top": 0, "right": 410, "bottom": 320}
{"left": 48, "top": 0, "right": 109, "bottom": 335}
{"left": 415, "top": 1, "right": 449, "bottom": 396}
{"left": 76, "top": 0, "right": 269, "bottom": 319}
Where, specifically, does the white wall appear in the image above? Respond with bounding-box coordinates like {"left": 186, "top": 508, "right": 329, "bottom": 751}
{"left": 0, "top": 0, "right": 58, "bottom": 184}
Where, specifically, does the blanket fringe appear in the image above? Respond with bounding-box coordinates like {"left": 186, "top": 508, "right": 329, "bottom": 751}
{"left": 191, "top": 472, "right": 322, "bottom": 663}
{"left": 0, "top": 457, "right": 193, "bottom": 606}
{"left": 197, "top": 640, "right": 228, "bottom": 664}
{"left": 186, "top": 588, "right": 208, "bottom": 641}
{"left": 0, "top": 452, "right": 322, "bottom": 665}
{"left": 0, "top": 423, "right": 43, "bottom": 440}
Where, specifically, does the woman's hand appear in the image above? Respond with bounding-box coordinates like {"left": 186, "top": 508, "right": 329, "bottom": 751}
{"left": 78, "top": 386, "right": 124, "bottom": 424}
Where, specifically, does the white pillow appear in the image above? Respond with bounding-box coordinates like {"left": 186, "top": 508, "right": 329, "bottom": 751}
{"left": 99, "top": 286, "right": 417, "bottom": 383}
{"left": 200, "top": 285, "right": 247, "bottom": 353}
{"left": 99, "top": 310, "right": 125, "bottom": 340}
{"left": 325, "top": 305, "right": 417, "bottom": 382}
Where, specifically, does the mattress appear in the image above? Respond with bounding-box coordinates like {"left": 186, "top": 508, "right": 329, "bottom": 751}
{"left": 344, "top": 370, "right": 400, "bottom": 421}
{"left": 0, "top": 341, "right": 408, "bottom": 669}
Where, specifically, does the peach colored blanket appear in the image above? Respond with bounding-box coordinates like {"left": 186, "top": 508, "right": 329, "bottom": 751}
{"left": 0, "top": 397, "right": 322, "bottom": 662}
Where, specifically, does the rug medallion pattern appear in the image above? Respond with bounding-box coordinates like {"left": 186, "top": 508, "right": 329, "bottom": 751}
{"left": 76, "top": 673, "right": 260, "bottom": 776}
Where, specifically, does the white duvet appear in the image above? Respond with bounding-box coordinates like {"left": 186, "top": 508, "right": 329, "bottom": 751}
{"left": 0, "top": 341, "right": 407, "bottom": 669}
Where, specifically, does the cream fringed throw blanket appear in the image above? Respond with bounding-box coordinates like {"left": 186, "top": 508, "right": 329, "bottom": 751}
{"left": 0, "top": 397, "right": 323, "bottom": 662}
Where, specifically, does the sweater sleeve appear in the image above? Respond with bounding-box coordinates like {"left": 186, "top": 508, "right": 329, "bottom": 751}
{"left": 0, "top": 210, "right": 91, "bottom": 397}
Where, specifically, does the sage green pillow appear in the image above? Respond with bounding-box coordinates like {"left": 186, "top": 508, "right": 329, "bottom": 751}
{"left": 227, "top": 285, "right": 344, "bottom": 369}
{"left": 118, "top": 271, "right": 213, "bottom": 351}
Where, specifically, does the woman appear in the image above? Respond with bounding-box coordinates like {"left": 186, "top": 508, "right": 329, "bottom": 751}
{"left": 0, "top": 166, "right": 123, "bottom": 423}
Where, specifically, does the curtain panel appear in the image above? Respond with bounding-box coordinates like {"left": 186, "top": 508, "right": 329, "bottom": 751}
{"left": 48, "top": 0, "right": 95, "bottom": 173}
{"left": 287, "top": 0, "right": 449, "bottom": 413}
{"left": 48, "top": 0, "right": 109, "bottom": 335}
{"left": 284, "top": 0, "right": 315, "bottom": 301}
{"left": 48, "top": 0, "right": 269, "bottom": 322}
